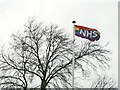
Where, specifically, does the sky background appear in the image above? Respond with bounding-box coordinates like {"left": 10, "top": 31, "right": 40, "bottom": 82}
{"left": 0, "top": 0, "right": 118, "bottom": 88}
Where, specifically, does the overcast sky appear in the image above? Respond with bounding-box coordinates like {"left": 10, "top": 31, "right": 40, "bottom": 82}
{"left": 0, "top": 0, "right": 118, "bottom": 88}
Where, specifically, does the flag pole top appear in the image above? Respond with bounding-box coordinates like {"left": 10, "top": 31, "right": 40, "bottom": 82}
{"left": 72, "top": 21, "right": 76, "bottom": 24}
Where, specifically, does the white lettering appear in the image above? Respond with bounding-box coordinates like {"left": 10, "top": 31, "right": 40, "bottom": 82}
{"left": 86, "top": 30, "right": 93, "bottom": 38}
{"left": 80, "top": 29, "right": 86, "bottom": 37}
{"left": 92, "top": 31, "right": 98, "bottom": 38}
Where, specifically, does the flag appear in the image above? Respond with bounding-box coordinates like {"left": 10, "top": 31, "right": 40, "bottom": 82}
{"left": 75, "top": 25, "right": 100, "bottom": 41}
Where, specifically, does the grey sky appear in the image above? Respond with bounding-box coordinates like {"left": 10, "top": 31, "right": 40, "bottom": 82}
{"left": 0, "top": 0, "right": 118, "bottom": 88}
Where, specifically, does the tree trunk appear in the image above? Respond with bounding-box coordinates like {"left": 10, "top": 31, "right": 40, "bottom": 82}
{"left": 40, "top": 87, "right": 47, "bottom": 90}
{"left": 40, "top": 80, "right": 47, "bottom": 90}
{"left": 23, "top": 87, "right": 27, "bottom": 90}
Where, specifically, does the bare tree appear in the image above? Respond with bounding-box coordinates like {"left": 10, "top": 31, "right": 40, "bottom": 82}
{"left": 0, "top": 19, "right": 111, "bottom": 90}
{"left": 91, "top": 76, "right": 117, "bottom": 90}
{"left": 0, "top": 39, "right": 32, "bottom": 89}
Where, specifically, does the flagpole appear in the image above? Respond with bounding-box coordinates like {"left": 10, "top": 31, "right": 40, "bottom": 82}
{"left": 72, "top": 21, "right": 76, "bottom": 89}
